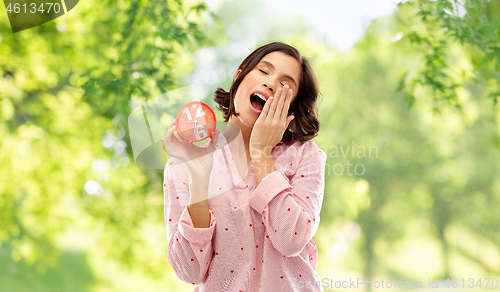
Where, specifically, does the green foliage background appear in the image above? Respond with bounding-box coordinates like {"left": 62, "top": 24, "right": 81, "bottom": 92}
{"left": 1, "top": 0, "right": 500, "bottom": 291}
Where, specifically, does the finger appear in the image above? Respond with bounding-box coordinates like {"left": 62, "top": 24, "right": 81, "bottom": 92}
{"left": 166, "top": 123, "right": 177, "bottom": 139}
{"left": 170, "top": 124, "right": 189, "bottom": 144}
{"left": 259, "top": 95, "right": 274, "bottom": 121}
{"left": 169, "top": 119, "right": 176, "bottom": 128}
{"left": 280, "top": 87, "right": 293, "bottom": 121}
{"left": 166, "top": 119, "right": 178, "bottom": 140}
{"left": 275, "top": 85, "right": 289, "bottom": 122}
{"left": 167, "top": 119, "right": 177, "bottom": 134}
{"left": 176, "top": 130, "right": 189, "bottom": 143}
{"left": 162, "top": 138, "right": 169, "bottom": 153}
{"left": 162, "top": 138, "right": 176, "bottom": 157}
{"left": 266, "top": 87, "right": 282, "bottom": 122}
{"left": 166, "top": 124, "right": 185, "bottom": 147}
{"left": 165, "top": 124, "right": 175, "bottom": 141}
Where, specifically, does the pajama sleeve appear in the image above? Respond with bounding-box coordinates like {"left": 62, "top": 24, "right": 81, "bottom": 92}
{"left": 248, "top": 142, "right": 327, "bottom": 257}
{"left": 163, "top": 157, "right": 216, "bottom": 285}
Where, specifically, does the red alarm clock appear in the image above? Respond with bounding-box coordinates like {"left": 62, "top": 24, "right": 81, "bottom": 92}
{"left": 175, "top": 101, "right": 217, "bottom": 145}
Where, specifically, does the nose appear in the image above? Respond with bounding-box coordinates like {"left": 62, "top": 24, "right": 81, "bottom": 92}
{"left": 263, "top": 83, "right": 274, "bottom": 93}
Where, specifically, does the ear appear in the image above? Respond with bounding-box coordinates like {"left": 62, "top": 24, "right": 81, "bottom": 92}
{"left": 233, "top": 69, "right": 242, "bottom": 82}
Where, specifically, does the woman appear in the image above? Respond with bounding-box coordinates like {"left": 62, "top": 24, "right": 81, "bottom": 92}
{"left": 162, "top": 42, "right": 327, "bottom": 291}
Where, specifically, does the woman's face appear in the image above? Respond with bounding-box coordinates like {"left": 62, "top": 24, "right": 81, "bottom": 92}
{"left": 229, "top": 51, "right": 301, "bottom": 128}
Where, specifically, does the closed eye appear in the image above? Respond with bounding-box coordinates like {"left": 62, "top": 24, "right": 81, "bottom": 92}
{"left": 259, "top": 70, "right": 286, "bottom": 87}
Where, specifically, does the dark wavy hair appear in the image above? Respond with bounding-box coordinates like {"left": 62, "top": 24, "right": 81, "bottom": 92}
{"left": 214, "top": 42, "right": 321, "bottom": 143}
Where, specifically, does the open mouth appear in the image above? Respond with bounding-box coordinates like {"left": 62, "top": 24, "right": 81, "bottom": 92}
{"left": 249, "top": 93, "right": 267, "bottom": 114}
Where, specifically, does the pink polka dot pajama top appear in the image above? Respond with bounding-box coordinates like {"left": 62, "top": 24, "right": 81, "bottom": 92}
{"left": 163, "top": 131, "right": 327, "bottom": 291}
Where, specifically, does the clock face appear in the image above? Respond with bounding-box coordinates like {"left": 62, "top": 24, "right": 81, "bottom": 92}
{"left": 175, "top": 101, "right": 217, "bottom": 143}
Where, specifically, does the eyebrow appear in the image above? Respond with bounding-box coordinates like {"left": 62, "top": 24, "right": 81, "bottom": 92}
{"left": 258, "top": 60, "right": 298, "bottom": 88}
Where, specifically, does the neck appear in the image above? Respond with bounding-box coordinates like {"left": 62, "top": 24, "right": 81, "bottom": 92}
{"left": 225, "top": 119, "right": 252, "bottom": 162}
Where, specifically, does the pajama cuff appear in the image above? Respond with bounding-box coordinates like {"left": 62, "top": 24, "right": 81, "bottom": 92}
{"left": 178, "top": 206, "right": 216, "bottom": 244}
{"left": 248, "top": 171, "right": 292, "bottom": 214}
